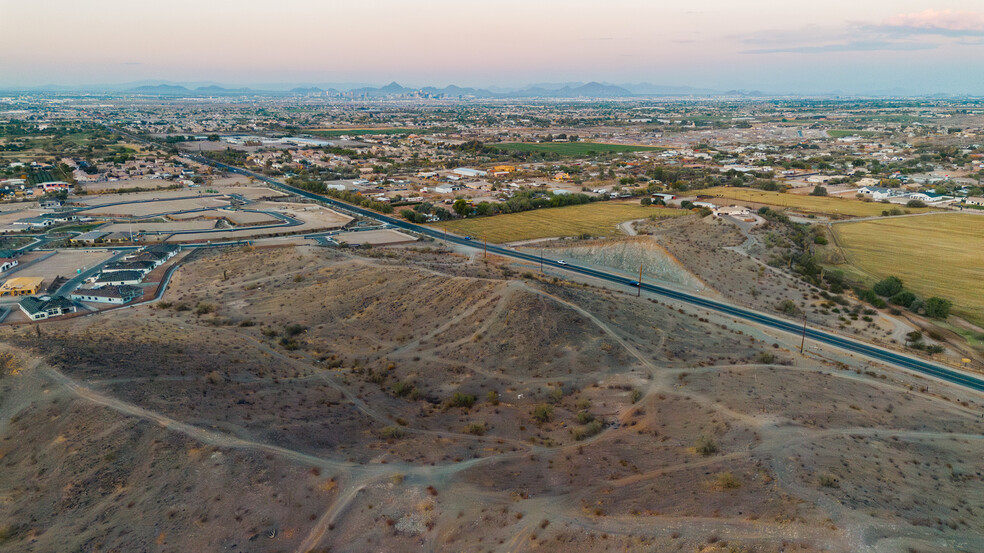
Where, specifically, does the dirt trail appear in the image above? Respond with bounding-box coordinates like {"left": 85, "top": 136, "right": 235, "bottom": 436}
{"left": 42, "top": 365, "right": 362, "bottom": 473}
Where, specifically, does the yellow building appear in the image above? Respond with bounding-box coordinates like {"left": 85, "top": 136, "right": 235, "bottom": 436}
{"left": 0, "top": 276, "right": 43, "bottom": 297}
{"left": 493, "top": 165, "right": 517, "bottom": 173}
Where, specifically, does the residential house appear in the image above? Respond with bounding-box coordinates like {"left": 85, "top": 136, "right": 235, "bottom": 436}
{"left": 857, "top": 186, "right": 902, "bottom": 201}
{"left": 95, "top": 270, "right": 144, "bottom": 286}
{"left": 18, "top": 296, "right": 77, "bottom": 321}
{"left": 0, "top": 276, "right": 43, "bottom": 296}
{"left": 101, "top": 260, "right": 157, "bottom": 276}
{"left": 71, "top": 285, "right": 143, "bottom": 304}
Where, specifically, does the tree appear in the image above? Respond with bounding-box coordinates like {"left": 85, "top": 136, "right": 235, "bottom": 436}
{"left": 810, "top": 185, "right": 828, "bottom": 197}
{"left": 906, "top": 199, "right": 927, "bottom": 208}
{"left": 873, "top": 276, "right": 903, "bottom": 297}
{"left": 207, "top": 134, "right": 220, "bottom": 142}
{"left": 640, "top": 197, "right": 652, "bottom": 206}
{"left": 924, "top": 297, "right": 952, "bottom": 319}
{"left": 890, "top": 290, "right": 917, "bottom": 308}
{"left": 452, "top": 199, "right": 469, "bottom": 216}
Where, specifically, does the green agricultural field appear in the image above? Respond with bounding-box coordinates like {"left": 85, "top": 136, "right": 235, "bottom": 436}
{"left": 827, "top": 130, "right": 880, "bottom": 138}
{"left": 692, "top": 186, "right": 937, "bottom": 218}
{"left": 431, "top": 202, "right": 684, "bottom": 243}
{"left": 832, "top": 213, "right": 984, "bottom": 325}
{"left": 493, "top": 142, "right": 663, "bottom": 156}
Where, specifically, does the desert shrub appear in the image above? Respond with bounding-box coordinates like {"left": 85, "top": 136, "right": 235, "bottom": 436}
{"left": 279, "top": 337, "right": 299, "bottom": 350}
{"left": 926, "top": 344, "right": 945, "bottom": 354}
{"left": 486, "top": 390, "right": 500, "bottom": 405}
{"left": 777, "top": 299, "right": 800, "bottom": 316}
{"left": 549, "top": 386, "right": 564, "bottom": 403}
{"left": 380, "top": 426, "right": 406, "bottom": 439}
{"left": 238, "top": 319, "right": 256, "bottom": 327}
{"left": 194, "top": 301, "right": 216, "bottom": 315}
{"left": 757, "top": 351, "right": 776, "bottom": 364}
{"left": 283, "top": 323, "right": 307, "bottom": 337}
{"left": 576, "top": 411, "right": 595, "bottom": 424}
{"left": 715, "top": 472, "right": 741, "bottom": 489}
{"left": 261, "top": 327, "right": 278, "bottom": 337}
{"left": 695, "top": 435, "right": 718, "bottom": 456}
{"left": 465, "top": 423, "right": 486, "bottom": 435}
{"left": 818, "top": 473, "right": 839, "bottom": 488}
{"left": 447, "top": 392, "right": 476, "bottom": 409}
{"left": 629, "top": 389, "right": 643, "bottom": 403}
{"left": 532, "top": 403, "right": 553, "bottom": 423}
{"left": 573, "top": 420, "right": 603, "bottom": 441}
{"left": 392, "top": 381, "right": 415, "bottom": 398}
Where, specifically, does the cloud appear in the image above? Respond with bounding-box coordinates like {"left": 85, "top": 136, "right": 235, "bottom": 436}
{"left": 878, "top": 9, "right": 984, "bottom": 37}
{"left": 743, "top": 40, "right": 936, "bottom": 55}
{"left": 737, "top": 10, "right": 984, "bottom": 55}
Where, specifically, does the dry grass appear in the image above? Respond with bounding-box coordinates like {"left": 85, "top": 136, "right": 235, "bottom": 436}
{"left": 832, "top": 213, "right": 984, "bottom": 324}
{"left": 430, "top": 202, "right": 684, "bottom": 243}
{"left": 692, "top": 186, "right": 938, "bottom": 218}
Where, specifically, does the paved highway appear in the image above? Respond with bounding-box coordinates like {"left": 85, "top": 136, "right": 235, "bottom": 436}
{"left": 176, "top": 155, "right": 984, "bottom": 393}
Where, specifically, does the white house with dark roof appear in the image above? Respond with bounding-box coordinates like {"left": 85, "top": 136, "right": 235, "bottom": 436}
{"left": 71, "top": 285, "right": 143, "bottom": 304}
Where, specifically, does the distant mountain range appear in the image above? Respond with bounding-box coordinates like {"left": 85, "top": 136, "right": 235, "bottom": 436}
{"left": 0, "top": 80, "right": 776, "bottom": 99}
{"left": 2, "top": 80, "right": 936, "bottom": 98}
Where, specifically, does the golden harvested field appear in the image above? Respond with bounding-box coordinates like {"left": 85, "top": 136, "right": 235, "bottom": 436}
{"left": 833, "top": 213, "right": 984, "bottom": 323}
{"left": 692, "top": 186, "right": 937, "bottom": 218}
{"left": 431, "top": 203, "right": 684, "bottom": 243}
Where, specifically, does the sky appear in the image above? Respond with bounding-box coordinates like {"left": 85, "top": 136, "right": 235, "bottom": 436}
{"left": 2, "top": 0, "right": 984, "bottom": 94}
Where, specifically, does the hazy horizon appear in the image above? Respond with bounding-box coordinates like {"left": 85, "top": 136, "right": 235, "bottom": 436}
{"left": 2, "top": 1, "right": 984, "bottom": 94}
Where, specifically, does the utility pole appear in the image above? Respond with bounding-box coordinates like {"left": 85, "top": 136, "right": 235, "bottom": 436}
{"left": 637, "top": 264, "right": 643, "bottom": 297}
{"left": 539, "top": 248, "right": 543, "bottom": 273}
{"left": 444, "top": 226, "right": 447, "bottom": 242}
{"left": 483, "top": 236, "right": 487, "bottom": 259}
{"left": 799, "top": 316, "right": 808, "bottom": 355}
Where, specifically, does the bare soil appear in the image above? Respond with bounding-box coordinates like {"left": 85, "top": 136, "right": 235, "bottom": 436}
{"left": 0, "top": 245, "right": 981, "bottom": 553}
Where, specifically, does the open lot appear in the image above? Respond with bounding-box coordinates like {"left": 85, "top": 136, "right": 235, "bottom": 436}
{"left": 100, "top": 220, "right": 218, "bottom": 233}
{"left": 72, "top": 189, "right": 225, "bottom": 207}
{"left": 432, "top": 202, "right": 684, "bottom": 243}
{"left": 154, "top": 202, "right": 352, "bottom": 242}
{"left": 332, "top": 229, "right": 416, "bottom": 245}
{"left": 832, "top": 213, "right": 984, "bottom": 325}
{"left": 79, "top": 197, "right": 230, "bottom": 217}
{"left": 0, "top": 250, "right": 114, "bottom": 295}
{"left": 493, "top": 142, "right": 663, "bottom": 156}
{"left": 692, "top": 186, "right": 938, "bottom": 218}
{"left": 82, "top": 178, "right": 180, "bottom": 194}
{"left": 167, "top": 209, "right": 280, "bottom": 226}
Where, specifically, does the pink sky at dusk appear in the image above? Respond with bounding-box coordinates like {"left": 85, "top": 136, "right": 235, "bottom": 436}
{"left": 1, "top": 0, "right": 982, "bottom": 93}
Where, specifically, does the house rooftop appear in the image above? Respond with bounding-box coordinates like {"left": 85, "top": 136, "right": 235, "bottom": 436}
{"left": 95, "top": 270, "right": 144, "bottom": 282}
